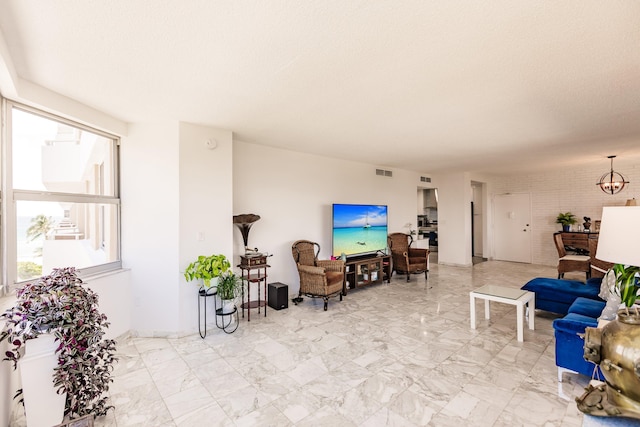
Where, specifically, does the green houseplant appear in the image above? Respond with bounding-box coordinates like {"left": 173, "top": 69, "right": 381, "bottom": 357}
{"left": 556, "top": 212, "right": 577, "bottom": 231}
{"left": 612, "top": 264, "right": 640, "bottom": 314}
{"left": 0, "top": 267, "right": 117, "bottom": 420}
{"left": 184, "top": 254, "right": 231, "bottom": 291}
{"left": 216, "top": 271, "right": 242, "bottom": 313}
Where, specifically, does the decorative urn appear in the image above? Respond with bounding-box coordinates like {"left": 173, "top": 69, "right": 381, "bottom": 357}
{"left": 578, "top": 310, "right": 640, "bottom": 419}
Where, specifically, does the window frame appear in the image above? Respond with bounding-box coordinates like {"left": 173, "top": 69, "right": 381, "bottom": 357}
{"left": 1, "top": 98, "right": 122, "bottom": 295}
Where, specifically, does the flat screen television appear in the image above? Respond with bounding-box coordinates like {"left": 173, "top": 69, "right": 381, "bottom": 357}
{"left": 332, "top": 204, "right": 388, "bottom": 258}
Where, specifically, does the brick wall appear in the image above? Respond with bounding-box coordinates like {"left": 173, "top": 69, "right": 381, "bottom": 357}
{"left": 492, "top": 162, "right": 640, "bottom": 266}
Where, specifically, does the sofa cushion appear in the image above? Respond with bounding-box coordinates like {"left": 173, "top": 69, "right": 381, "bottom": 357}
{"left": 567, "top": 298, "right": 607, "bottom": 319}
{"left": 552, "top": 312, "right": 599, "bottom": 335}
{"left": 522, "top": 277, "right": 602, "bottom": 302}
{"left": 521, "top": 277, "right": 603, "bottom": 315}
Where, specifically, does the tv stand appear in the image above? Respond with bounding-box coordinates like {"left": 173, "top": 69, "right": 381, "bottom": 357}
{"left": 343, "top": 254, "right": 391, "bottom": 294}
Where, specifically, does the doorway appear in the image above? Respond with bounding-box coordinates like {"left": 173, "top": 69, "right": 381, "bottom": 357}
{"left": 493, "top": 193, "right": 532, "bottom": 263}
{"left": 471, "top": 182, "right": 485, "bottom": 263}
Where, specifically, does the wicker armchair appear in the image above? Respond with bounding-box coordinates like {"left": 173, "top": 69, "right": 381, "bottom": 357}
{"left": 387, "top": 233, "right": 429, "bottom": 282}
{"left": 291, "top": 240, "right": 345, "bottom": 311}
{"left": 553, "top": 232, "right": 590, "bottom": 279}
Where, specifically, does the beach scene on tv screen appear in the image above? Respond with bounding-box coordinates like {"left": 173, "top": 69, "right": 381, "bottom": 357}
{"left": 333, "top": 204, "right": 388, "bottom": 257}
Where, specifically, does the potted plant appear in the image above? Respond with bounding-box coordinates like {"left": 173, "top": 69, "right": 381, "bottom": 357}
{"left": 0, "top": 267, "right": 117, "bottom": 423}
{"left": 556, "top": 212, "right": 577, "bottom": 232}
{"left": 184, "top": 254, "right": 231, "bottom": 294}
{"left": 216, "top": 271, "right": 242, "bottom": 313}
{"left": 611, "top": 264, "right": 640, "bottom": 315}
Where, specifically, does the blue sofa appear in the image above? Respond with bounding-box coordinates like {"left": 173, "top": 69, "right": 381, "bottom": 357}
{"left": 521, "top": 277, "right": 603, "bottom": 315}
{"left": 520, "top": 277, "right": 606, "bottom": 380}
{"left": 552, "top": 297, "right": 605, "bottom": 380}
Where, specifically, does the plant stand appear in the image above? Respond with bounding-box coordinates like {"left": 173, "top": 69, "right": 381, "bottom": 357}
{"left": 197, "top": 288, "right": 216, "bottom": 338}
{"left": 198, "top": 288, "right": 238, "bottom": 337}
{"left": 215, "top": 305, "right": 239, "bottom": 334}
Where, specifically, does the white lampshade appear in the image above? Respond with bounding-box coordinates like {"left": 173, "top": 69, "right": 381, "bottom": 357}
{"left": 596, "top": 206, "right": 640, "bottom": 267}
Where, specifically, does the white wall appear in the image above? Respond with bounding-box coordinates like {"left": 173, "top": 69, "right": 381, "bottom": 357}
{"left": 492, "top": 160, "right": 640, "bottom": 266}
{"left": 232, "top": 141, "right": 427, "bottom": 295}
{"left": 121, "top": 122, "right": 181, "bottom": 336}
{"left": 121, "top": 121, "right": 235, "bottom": 337}
{"left": 433, "top": 172, "right": 473, "bottom": 267}
{"left": 178, "top": 123, "right": 233, "bottom": 334}
{"left": 83, "top": 270, "right": 132, "bottom": 340}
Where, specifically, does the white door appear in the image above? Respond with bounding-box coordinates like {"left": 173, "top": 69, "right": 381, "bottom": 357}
{"left": 493, "top": 193, "right": 531, "bottom": 263}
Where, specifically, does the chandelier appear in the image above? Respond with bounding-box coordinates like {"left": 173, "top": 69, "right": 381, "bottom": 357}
{"left": 597, "top": 155, "right": 629, "bottom": 195}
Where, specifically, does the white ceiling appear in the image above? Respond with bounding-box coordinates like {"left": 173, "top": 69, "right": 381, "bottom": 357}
{"left": 1, "top": 1, "right": 639, "bottom": 175}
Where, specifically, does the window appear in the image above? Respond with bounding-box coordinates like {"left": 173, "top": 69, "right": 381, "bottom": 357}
{"left": 2, "top": 100, "right": 121, "bottom": 292}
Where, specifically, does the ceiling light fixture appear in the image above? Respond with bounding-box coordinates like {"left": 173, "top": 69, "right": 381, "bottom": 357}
{"left": 597, "top": 155, "right": 629, "bottom": 195}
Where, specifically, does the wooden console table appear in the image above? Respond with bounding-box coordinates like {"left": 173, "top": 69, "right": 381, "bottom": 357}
{"left": 343, "top": 254, "right": 391, "bottom": 295}
{"left": 560, "top": 231, "right": 598, "bottom": 255}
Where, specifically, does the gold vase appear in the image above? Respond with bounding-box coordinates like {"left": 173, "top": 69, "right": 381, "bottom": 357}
{"left": 577, "top": 309, "right": 640, "bottom": 419}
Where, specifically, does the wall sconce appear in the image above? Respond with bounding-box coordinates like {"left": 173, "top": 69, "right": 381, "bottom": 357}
{"left": 597, "top": 155, "right": 629, "bottom": 195}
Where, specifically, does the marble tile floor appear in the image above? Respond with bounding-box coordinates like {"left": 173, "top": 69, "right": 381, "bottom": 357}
{"left": 11, "top": 261, "right": 594, "bottom": 426}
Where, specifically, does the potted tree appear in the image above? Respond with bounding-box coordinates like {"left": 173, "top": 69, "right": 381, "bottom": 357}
{"left": 0, "top": 267, "right": 117, "bottom": 424}
{"left": 556, "top": 212, "right": 577, "bottom": 232}
{"left": 216, "top": 271, "right": 242, "bottom": 313}
{"left": 184, "top": 254, "right": 231, "bottom": 295}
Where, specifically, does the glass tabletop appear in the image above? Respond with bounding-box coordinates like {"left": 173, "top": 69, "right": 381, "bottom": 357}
{"left": 472, "top": 285, "right": 527, "bottom": 300}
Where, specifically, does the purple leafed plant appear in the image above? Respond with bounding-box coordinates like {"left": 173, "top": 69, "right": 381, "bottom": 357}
{"left": 0, "top": 267, "right": 117, "bottom": 419}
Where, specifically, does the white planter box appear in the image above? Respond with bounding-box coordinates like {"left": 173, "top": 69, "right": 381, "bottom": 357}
{"left": 19, "top": 334, "right": 66, "bottom": 427}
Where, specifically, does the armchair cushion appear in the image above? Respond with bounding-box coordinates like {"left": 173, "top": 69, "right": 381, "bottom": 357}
{"left": 325, "top": 271, "right": 344, "bottom": 288}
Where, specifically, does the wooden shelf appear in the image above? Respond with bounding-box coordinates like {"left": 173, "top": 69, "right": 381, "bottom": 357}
{"left": 343, "top": 254, "right": 391, "bottom": 294}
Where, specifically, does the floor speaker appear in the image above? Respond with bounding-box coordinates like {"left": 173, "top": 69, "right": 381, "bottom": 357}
{"left": 268, "top": 282, "right": 288, "bottom": 310}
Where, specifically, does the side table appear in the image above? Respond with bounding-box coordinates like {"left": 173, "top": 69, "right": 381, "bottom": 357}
{"left": 238, "top": 255, "right": 270, "bottom": 321}
{"left": 470, "top": 284, "right": 535, "bottom": 342}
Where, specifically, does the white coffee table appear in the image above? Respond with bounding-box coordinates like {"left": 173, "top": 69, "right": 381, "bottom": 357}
{"left": 469, "top": 284, "right": 535, "bottom": 342}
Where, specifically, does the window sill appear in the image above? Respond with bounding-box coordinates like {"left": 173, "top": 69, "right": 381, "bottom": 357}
{"left": 78, "top": 267, "right": 131, "bottom": 282}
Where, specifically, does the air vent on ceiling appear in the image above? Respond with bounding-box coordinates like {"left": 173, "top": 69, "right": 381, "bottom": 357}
{"left": 376, "top": 168, "right": 393, "bottom": 177}
{"left": 420, "top": 176, "right": 431, "bottom": 183}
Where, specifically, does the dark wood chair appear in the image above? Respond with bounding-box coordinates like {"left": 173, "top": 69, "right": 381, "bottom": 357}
{"left": 588, "top": 235, "right": 614, "bottom": 279}
{"left": 291, "top": 240, "right": 344, "bottom": 310}
{"left": 553, "top": 232, "right": 590, "bottom": 279}
{"left": 387, "top": 233, "right": 429, "bottom": 282}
